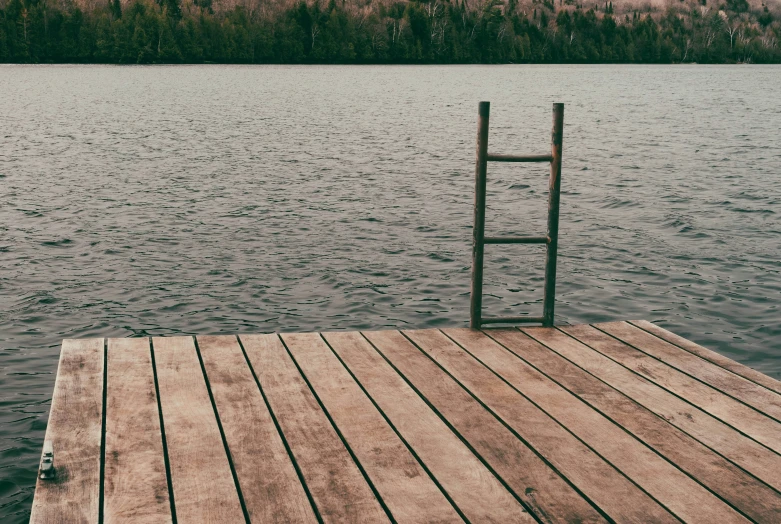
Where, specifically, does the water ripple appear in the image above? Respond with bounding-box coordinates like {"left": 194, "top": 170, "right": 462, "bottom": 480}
{"left": 1, "top": 64, "right": 781, "bottom": 522}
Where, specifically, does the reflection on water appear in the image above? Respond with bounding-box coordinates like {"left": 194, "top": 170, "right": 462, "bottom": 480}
{"left": 1, "top": 64, "right": 780, "bottom": 521}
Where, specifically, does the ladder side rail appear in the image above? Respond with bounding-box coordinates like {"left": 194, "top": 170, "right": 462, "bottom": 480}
{"left": 542, "top": 103, "right": 564, "bottom": 327}
{"left": 469, "top": 102, "right": 490, "bottom": 329}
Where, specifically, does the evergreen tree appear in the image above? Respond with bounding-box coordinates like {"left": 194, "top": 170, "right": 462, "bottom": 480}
{"left": 0, "top": 0, "right": 777, "bottom": 64}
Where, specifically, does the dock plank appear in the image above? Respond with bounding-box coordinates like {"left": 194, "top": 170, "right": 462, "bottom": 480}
{"left": 517, "top": 327, "right": 781, "bottom": 523}
{"left": 597, "top": 322, "right": 781, "bottom": 422}
{"left": 570, "top": 324, "right": 781, "bottom": 454}
{"left": 630, "top": 320, "right": 781, "bottom": 395}
{"left": 30, "top": 339, "right": 105, "bottom": 524}
{"left": 458, "top": 328, "right": 748, "bottom": 524}
{"left": 594, "top": 322, "right": 781, "bottom": 422}
{"left": 104, "top": 338, "right": 171, "bottom": 524}
{"left": 240, "top": 333, "right": 389, "bottom": 523}
{"left": 284, "top": 332, "right": 461, "bottom": 523}
{"left": 331, "top": 330, "right": 533, "bottom": 523}
{"left": 371, "top": 329, "right": 606, "bottom": 524}
{"left": 557, "top": 324, "right": 781, "bottom": 492}
{"left": 152, "top": 336, "right": 244, "bottom": 524}
{"left": 33, "top": 321, "right": 781, "bottom": 523}
{"left": 197, "top": 335, "right": 317, "bottom": 523}
{"left": 430, "top": 328, "right": 678, "bottom": 523}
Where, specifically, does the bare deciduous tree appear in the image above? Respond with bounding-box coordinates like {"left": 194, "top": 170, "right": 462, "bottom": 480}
{"left": 681, "top": 37, "right": 692, "bottom": 61}
{"left": 311, "top": 24, "right": 320, "bottom": 51}
{"left": 724, "top": 17, "right": 740, "bottom": 49}
{"left": 760, "top": 34, "right": 777, "bottom": 49}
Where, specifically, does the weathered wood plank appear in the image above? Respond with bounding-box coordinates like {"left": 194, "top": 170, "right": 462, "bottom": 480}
{"left": 427, "top": 329, "right": 677, "bottom": 523}
{"left": 240, "top": 333, "right": 389, "bottom": 523}
{"left": 571, "top": 324, "right": 781, "bottom": 454}
{"left": 152, "top": 336, "right": 244, "bottom": 523}
{"left": 630, "top": 320, "right": 781, "bottom": 395}
{"left": 30, "top": 339, "right": 105, "bottom": 524}
{"left": 515, "top": 327, "right": 781, "bottom": 523}
{"left": 597, "top": 322, "right": 781, "bottom": 422}
{"left": 284, "top": 332, "right": 461, "bottom": 523}
{"left": 104, "top": 338, "right": 171, "bottom": 524}
{"left": 557, "top": 324, "right": 781, "bottom": 492}
{"left": 197, "top": 335, "right": 317, "bottom": 523}
{"left": 371, "top": 329, "right": 606, "bottom": 524}
{"left": 454, "top": 328, "right": 748, "bottom": 524}
{"left": 38, "top": 323, "right": 781, "bottom": 524}
{"left": 334, "top": 330, "right": 533, "bottom": 523}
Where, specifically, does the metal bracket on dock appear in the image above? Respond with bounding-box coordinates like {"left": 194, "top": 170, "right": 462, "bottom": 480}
{"left": 39, "top": 440, "right": 55, "bottom": 480}
{"left": 470, "top": 102, "right": 564, "bottom": 329}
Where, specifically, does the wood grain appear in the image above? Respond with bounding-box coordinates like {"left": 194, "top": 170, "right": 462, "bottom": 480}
{"left": 335, "top": 330, "right": 533, "bottom": 523}
{"left": 433, "top": 328, "right": 679, "bottom": 523}
{"left": 35, "top": 324, "right": 781, "bottom": 523}
{"left": 240, "top": 333, "right": 388, "bottom": 524}
{"left": 286, "top": 332, "right": 461, "bottom": 523}
{"left": 104, "top": 338, "right": 171, "bottom": 524}
{"left": 453, "top": 328, "right": 747, "bottom": 524}
{"left": 30, "top": 338, "right": 105, "bottom": 524}
{"left": 598, "top": 321, "right": 781, "bottom": 421}
{"left": 571, "top": 324, "right": 781, "bottom": 454}
{"left": 517, "top": 327, "right": 781, "bottom": 523}
{"left": 372, "top": 329, "right": 606, "bottom": 524}
{"left": 152, "top": 336, "right": 244, "bottom": 524}
{"left": 630, "top": 320, "right": 781, "bottom": 395}
{"left": 197, "top": 335, "right": 317, "bottom": 523}
{"left": 557, "top": 324, "right": 781, "bottom": 492}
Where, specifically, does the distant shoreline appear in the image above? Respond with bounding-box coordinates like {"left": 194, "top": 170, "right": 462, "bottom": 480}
{"left": 3, "top": 61, "right": 780, "bottom": 65}
{"left": 1, "top": 0, "right": 778, "bottom": 65}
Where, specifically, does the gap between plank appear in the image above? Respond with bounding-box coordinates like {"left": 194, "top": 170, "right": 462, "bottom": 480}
{"left": 276, "top": 334, "right": 397, "bottom": 523}
{"left": 418, "top": 330, "right": 617, "bottom": 524}
{"left": 320, "top": 333, "right": 471, "bottom": 524}
{"left": 192, "top": 336, "right": 251, "bottom": 524}
{"left": 450, "top": 330, "right": 684, "bottom": 523}
{"left": 575, "top": 326, "right": 781, "bottom": 458}
{"left": 506, "top": 328, "right": 763, "bottom": 522}
{"left": 98, "top": 339, "right": 108, "bottom": 524}
{"left": 234, "top": 335, "right": 325, "bottom": 524}
{"left": 551, "top": 326, "right": 781, "bottom": 498}
{"left": 149, "top": 337, "right": 178, "bottom": 524}
{"left": 591, "top": 324, "right": 781, "bottom": 426}
{"left": 627, "top": 321, "right": 781, "bottom": 398}
{"left": 365, "top": 330, "right": 547, "bottom": 524}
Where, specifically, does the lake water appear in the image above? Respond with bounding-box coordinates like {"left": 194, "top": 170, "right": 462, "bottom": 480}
{"left": 1, "top": 64, "right": 780, "bottom": 521}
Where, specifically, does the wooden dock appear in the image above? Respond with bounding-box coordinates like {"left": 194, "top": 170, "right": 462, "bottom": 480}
{"left": 30, "top": 320, "right": 781, "bottom": 523}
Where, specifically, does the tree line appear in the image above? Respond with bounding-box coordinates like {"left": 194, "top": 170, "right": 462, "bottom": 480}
{"left": 0, "top": 0, "right": 779, "bottom": 63}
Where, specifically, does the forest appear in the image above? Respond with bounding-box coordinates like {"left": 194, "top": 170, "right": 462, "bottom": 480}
{"left": 0, "top": 0, "right": 779, "bottom": 63}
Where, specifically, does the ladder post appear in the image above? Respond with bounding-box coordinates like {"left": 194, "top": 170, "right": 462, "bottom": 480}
{"left": 543, "top": 103, "right": 564, "bottom": 327}
{"left": 470, "top": 101, "right": 490, "bottom": 329}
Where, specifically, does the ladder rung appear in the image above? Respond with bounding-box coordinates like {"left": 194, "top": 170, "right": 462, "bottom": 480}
{"left": 486, "top": 154, "right": 552, "bottom": 163}
{"left": 481, "top": 316, "right": 545, "bottom": 325}
{"left": 484, "top": 236, "right": 548, "bottom": 244}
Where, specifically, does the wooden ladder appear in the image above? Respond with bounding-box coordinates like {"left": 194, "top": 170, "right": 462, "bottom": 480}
{"left": 470, "top": 102, "right": 564, "bottom": 329}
